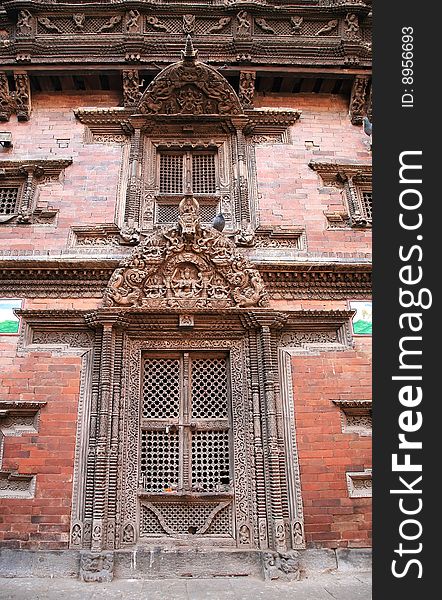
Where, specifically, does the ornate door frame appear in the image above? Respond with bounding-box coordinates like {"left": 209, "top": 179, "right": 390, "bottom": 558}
{"left": 118, "top": 333, "right": 257, "bottom": 549}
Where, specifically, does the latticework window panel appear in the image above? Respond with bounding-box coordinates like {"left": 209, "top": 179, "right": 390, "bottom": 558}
{"left": 192, "top": 431, "right": 230, "bottom": 492}
{"left": 0, "top": 187, "right": 19, "bottom": 215}
{"left": 156, "top": 202, "right": 218, "bottom": 224}
{"left": 158, "top": 150, "right": 217, "bottom": 197}
{"left": 192, "top": 153, "right": 216, "bottom": 194}
{"left": 361, "top": 190, "right": 372, "bottom": 220}
{"left": 159, "top": 153, "right": 184, "bottom": 194}
{"left": 191, "top": 358, "right": 228, "bottom": 419}
{"left": 142, "top": 358, "right": 180, "bottom": 419}
{"left": 140, "top": 430, "right": 180, "bottom": 493}
{"left": 140, "top": 501, "right": 234, "bottom": 537}
{"left": 139, "top": 352, "right": 233, "bottom": 537}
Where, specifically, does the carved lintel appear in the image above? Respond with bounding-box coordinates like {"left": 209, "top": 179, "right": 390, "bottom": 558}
{"left": 349, "top": 75, "right": 370, "bottom": 125}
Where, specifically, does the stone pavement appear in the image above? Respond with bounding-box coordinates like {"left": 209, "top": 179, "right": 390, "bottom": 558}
{"left": 0, "top": 571, "right": 371, "bottom": 600}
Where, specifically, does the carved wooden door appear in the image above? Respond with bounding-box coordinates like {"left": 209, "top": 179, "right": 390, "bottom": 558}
{"left": 138, "top": 352, "right": 235, "bottom": 540}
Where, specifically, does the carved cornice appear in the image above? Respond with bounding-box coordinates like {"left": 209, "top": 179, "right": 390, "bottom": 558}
{"left": 332, "top": 399, "right": 372, "bottom": 410}
{"left": 0, "top": 1, "right": 372, "bottom": 70}
{"left": 0, "top": 158, "right": 73, "bottom": 178}
{"left": 309, "top": 159, "right": 371, "bottom": 185}
{"left": 74, "top": 106, "right": 300, "bottom": 140}
{"left": 0, "top": 257, "right": 371, "bottom": 299}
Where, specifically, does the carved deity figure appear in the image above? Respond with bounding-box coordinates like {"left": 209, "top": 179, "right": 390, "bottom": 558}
{"left": 73, "top": 14, "right": 85, "bottom": 29}
{"left": 99, "top": 16, "right": 122, "bottom": 33}
{"left": 171, "top": 264, "right": 203, "bottom": 298}
{"left": 80, "top": 551, "right": 114, "bottom": 583}
{"left": 316, "top": 19, "right": 338, "bottom": 36}
{"left": 345, "top": 13, "right": 359, "bottom": 35}
{"left": 17, "top": 10, "right": 33, "bottom": 36}
{"left": 126, "top": 10, "right": 140, "bottom": 32}
{"left": 183, "top": 14, "right": 195, "bottom": 35}
{"left": 236, "top": 11, "right": 250, "bottom": 33}
{"left": 239, "top": 72, "right": 256, "bottom": 108}
{"left": 146, "top": 16, "right": 169, "bottom": 32}
{"left": 207, "top": 17, "right": 231, "bottom": 34}
{"left": 123, "top": 70, "right": 143, "bottom": 106}
{"left": 255, "top": 18, "right": 276, "bottom": 35}
{"left": 178, "top": 196, "right": 200, "bottom": 237}
{"left": 177, "top": 87, "right": 205, "bottom": 114}
{"left": 290, "top": 16, "right": 303, "bottom": 34}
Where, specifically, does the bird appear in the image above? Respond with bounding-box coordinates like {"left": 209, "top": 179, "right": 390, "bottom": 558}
{"left": 212, "top": 213, "right": 226, "bottom": 232}
{"left": 363, "top": 116, "right": 372, "bottom": 137}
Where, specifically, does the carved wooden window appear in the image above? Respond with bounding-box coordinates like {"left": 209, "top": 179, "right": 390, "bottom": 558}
{"left": 156, "top": 149, "right": 219, "bottom": 224}
{"left": 0, "top": 185, "right": 21, "bottom": 216}
{"left": 139, "top": 352, "right": 234, "bottom": 538}
{"left": 359, "top": 188, "right": 372, "bottom": 221}
{"left": 345, "top": 180, "right": 372, "bottom": 227}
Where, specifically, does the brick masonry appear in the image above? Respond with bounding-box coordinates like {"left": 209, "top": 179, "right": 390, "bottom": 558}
{"left": 292, "top": 337, "right": 372, "bottom": 549}
{"left": 0, "top": 337, "right": 81, "bottom": 550}
{"left": 0, "top": 90, "right": 371, "bottom": 551}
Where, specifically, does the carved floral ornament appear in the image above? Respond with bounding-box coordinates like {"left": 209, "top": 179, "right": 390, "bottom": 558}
{"left": 104, "top": 195, "right": 268, "bottom": 309}
{"left": 136, "top": 36, "right": 243, "bottom": 117}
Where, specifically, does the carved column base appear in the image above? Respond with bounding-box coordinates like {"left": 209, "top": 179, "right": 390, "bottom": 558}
{"left": 79, "top": 550, "right": 114, "bottom": 583}
{"left": 261, "top": 550, "right": 302, "bottom": 581}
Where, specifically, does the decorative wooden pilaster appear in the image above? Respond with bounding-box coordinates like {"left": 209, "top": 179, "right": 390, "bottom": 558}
{"left": 82, "top": 314, "right": 127, "bottom": 551}
{"left": 258, "top": 323, "right": 287, "bottom": 552}
{"left": 246, "top": 328, "right": 268, "bottom": 549}
{"left": 124, "top": 128, "right": 142, "bottom": 228}
{"left": 233, "top": 123, "right": 251, "bottom": 224}
{"left": 0, "top": 73, "right": 12, "bottom": 121}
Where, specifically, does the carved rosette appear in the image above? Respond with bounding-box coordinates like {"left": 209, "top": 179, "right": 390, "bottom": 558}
{"left": 104, "top": 196, "right": 267, "bottom": 309}
{"left": 137, "top": 36, "right": 243, "bottom": 116}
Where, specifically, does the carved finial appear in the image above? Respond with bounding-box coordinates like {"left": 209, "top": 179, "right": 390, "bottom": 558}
{"left": 181, "top": 34, "right": 198, "bottom": 62}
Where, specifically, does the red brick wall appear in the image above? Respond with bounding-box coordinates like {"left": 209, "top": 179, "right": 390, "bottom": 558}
{"left": 254, "top": 92, "right": 371, "bottom": 257}
{"left": 0, "top": 91, "right": 122, "bottom": 252}
{"left": 0, "top": 91, "right": 371, "bottom": 258}
{"left": 292, "top": 337, "right": 372, "bottom": 548}
{"left": 0, "top": 336, "right": 81, "bottom": 549}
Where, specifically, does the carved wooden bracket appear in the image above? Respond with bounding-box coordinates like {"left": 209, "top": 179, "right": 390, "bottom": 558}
{"left": 349, "top": 74, "right": 371, "bottom": 125}
{"left": 0, "top": 72, "right": 31, "bottom": 122}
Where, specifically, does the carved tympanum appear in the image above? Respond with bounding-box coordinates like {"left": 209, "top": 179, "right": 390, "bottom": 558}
{"left": 104, "top": 195, "right": 267, "bottom": 309}
{"left": 137, "top": 36, "right": 243, "bottom": 116}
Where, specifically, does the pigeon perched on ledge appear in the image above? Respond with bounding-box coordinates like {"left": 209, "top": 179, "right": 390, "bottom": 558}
{"left": 212, "top": 213, "right": 226, "bottom": 232}
{"left": 363, "top": 116, "right": 372, "bottom": 137}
